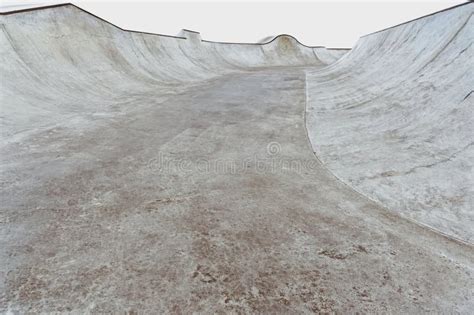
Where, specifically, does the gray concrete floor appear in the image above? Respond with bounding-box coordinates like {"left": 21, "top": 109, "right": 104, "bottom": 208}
{"left": 1, "top": 68, "right": 473, "bottom": 313}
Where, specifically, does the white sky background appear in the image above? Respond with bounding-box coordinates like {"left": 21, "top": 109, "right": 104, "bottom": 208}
{"left": 0, "top": 0, "right": 465, "bottom": 47}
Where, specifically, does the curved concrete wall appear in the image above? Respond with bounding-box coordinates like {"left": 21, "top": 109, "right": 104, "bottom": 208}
{"left": 306, "top": 3, "right": 473, "bottom": 243}
{"left": 0, "top": 4, "right": 344, "bottom": 140}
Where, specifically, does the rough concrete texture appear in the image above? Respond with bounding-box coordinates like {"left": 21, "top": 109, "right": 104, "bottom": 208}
{"left": 306, "top": 4, "right": 474, "bottom": 243}
{"left": 0, "top": 3, "right": 473, "bottom": 313}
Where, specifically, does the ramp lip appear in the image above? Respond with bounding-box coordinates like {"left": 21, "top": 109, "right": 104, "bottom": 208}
{"left": 0, "top": 3, "right": 187, "bottom": 40}
{"left": 180, "top": 29, "right": 201, "bottom": 34}
{"left": 0, "top": 3, "right": 347, "bottom": 49}
{"left": 202, "top": 34, "right": 351, "bottom": 50}
{"left": 203, "top": 34, "right": 324, "bottom": 48}
{"left": 0, "top": 3, "right": 71, "bottom": 15}
{"left": 361, "top": 1, "right": 473, "bottom": 37}
{"left": 3, "top": 2, "right": 468, "bottom": 47}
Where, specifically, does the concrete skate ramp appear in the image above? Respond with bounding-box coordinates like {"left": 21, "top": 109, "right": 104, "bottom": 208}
{"left": 0, "top": 4, "right": 341, "bottom": 139}
{"left": 1, "top": 3, "right": 473, "bottom": 313}
{"left": 306, "top": 3, "right": 474, "bottom": 243}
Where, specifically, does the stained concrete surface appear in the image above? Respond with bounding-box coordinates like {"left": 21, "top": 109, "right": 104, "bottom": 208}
{"left": 0, "top": 3, "right": 473, "bottom": 313}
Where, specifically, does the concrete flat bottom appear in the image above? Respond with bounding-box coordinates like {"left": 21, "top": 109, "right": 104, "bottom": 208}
{"left": 1, "top": 68, "right": 472, "bottom": 313}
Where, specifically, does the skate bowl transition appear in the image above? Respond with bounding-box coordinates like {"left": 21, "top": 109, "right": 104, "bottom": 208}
{"left": 0, "top": 2, "right": 473, "bottom": 313}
